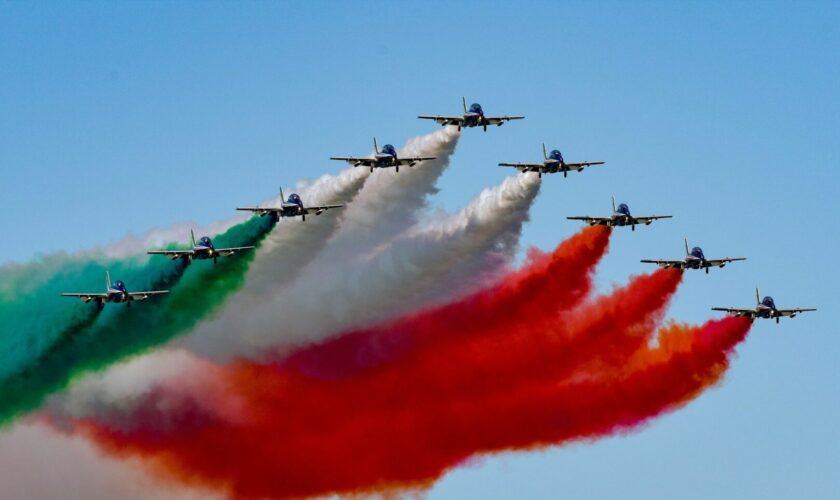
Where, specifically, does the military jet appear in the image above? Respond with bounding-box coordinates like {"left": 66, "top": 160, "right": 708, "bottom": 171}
{"left": 61, "top": 272, "right": 168, "bottom": 309}
{"left": 418, "top": 97, "right": 524, "bottom": 131}
{"left": 330, "top": 137, "right": 436, "bottom": 173}
{"left": 237, "top": 187, "right": 344, "bottom": 222}
{"left": 641, "top": 238, "right": 746, "bottom": 274}
{"left": 567, "top": 197, "right": 672, "bottom": 231}
{"left": 713, "top": 288, "right": 816, "bottom": 323}
{"left": 499, "top": 143, "right": 605, "bottom": 178}
{"left": 147, "top": 229, "right": 254, "bottom": 265}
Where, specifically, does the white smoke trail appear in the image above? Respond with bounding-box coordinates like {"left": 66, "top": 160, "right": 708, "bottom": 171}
{"left": 185, "top": 172, "right": 541, "bottom": 361}
{"left": 317, "top": 126, "right": 462, "bottom": 255}
{"left": 396, "top": 172, "right": 542, "bottom": 310}
{"left": 183, "top": 126, "right": 462, "bottom": 358}
{"left": 221, "top": 165, "right": 370, "bottom": 301}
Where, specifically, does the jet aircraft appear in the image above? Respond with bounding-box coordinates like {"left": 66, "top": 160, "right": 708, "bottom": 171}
{"left": 61, "top": 271, "right": 168, "bottom": 308}
{"left": 712, "top": 288, "right": 816, "bottom": 323}
{"left": 237, "top": 187, "right": 344, "bottom": 222}
{"left": 567, "top": 197, "right": 672, "bottom": 231}
{"left": 418, "top": 97, "right": 524, "bottom": 131}
{"left": 499, "top": 143, "right": 605, "bottom": 178}
{"left": 641, "top": 238, "right": 746, "bottom": 274}
{"left": 330, "top": 137, "right": 436, "bottom": 173}
{"left": 147, "top": 229, "right": 254, "bottom": 265}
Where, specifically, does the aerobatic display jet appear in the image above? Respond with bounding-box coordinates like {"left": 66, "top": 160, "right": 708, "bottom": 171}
{"left": 61, "top": 272, "right": 168, "bottom": 309}
{"left": 641, "top": 238, "right": 746, "bottom": 274}
{"left": 237, "top": 187, "right": 344, "bottom": 222}
{"left": 418, "top": 97, "right": 524, "bottom": 131}
{"left": 499, "top": 143, "right": 605, "bottom": 178}
{"left": 330, "top": 137, "right": 436, "bottom": 173}
{"left": 713, "top": 288, "right": 816, "bottom": 323}
{"left": 147, "top": 229, "right": 254, "bottom": 265}
{"left": 567, "top": 197, "right": 672, "bottom": 231}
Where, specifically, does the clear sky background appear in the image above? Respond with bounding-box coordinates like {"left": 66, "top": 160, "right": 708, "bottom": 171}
{"left": 1, "top": 1, "right": 838, "bottom": 498}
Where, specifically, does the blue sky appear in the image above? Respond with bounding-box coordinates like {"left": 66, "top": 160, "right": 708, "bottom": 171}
{"left": 1, "top": 1, "right": 838, "bottom": 498}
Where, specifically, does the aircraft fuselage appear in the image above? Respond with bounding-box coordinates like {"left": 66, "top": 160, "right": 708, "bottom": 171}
{"left": 463, "top": 112, "right": 483, "bottom": 127}
{"left": 374, "top": 153, "right": 398, "bottom": 166}
{"left": 684, "top": 255, "right": 706, "bottom": 269}
{"left": 278, "top": 203, "right": 305, "bottom": 218}
{"left": 105, "top": 290, "right": 130, "bottom": 303}
{"left": 542, "top": 159, "right": 569, "bottom": 174}
{"left": 191, "top": 244, "right": 217, "bottom": 260}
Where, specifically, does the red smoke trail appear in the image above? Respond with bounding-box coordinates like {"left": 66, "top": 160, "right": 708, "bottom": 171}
{"left": 283, "top": 225, "right": 611, "bottom": 380}
{"left": 67, "top": 243, "right": 752, "bottom": 499}
{"left": 299, "top": 267, "right": 684, "bottom": 414}
{"left": 74, "top": 316, "right": 751, "bottom": 499}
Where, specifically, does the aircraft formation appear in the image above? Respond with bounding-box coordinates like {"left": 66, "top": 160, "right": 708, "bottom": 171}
{"left": 61, "top": 97, "right": 815, "bottom": 322}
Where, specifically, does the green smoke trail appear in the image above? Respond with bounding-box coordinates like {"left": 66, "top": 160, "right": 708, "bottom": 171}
{"left": 0, "top": 249, "right": 183, "bottom": 381}
{"left": 0, "top": 215, "right": 275, "bottom": 426}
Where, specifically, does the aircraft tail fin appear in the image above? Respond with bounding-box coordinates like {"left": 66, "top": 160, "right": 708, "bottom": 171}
{"left": 462, "top": 96, "right": 468, "bottom": 114}
{"left": 279, "top": 186, "right": 285, "bottom": 203}
{"left": 756, "top": 287, "right": 761, "bottom": 305}
{"left": 542, "top": 143, "right": 548, "bottom": 161}
{"left": 685, "top": 238, "right": 690, "bottom": 256}
{"left": 106, "top": 271, "right": 112, "bottom": 291}
{"left": 373, "top": 137, "right": 379, "bottom": 154}
{"left": 190, "top": 229, "right": 196, "bottom": 247}
{"left": 611, "top": 196, "right": 616, "bottom": 213}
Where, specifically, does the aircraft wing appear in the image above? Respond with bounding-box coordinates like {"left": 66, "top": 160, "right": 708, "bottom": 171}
{"left": 236, "top": 206, "right": 282, "bottom": 216}
{"left": 632, "top": 215, "right": 673, "bottom": 224}
{"left": 329, "top": 156, "right": 376, "bottom": 167}
{"left": 147, "top": 249, "right": 195, "bottom": 259}
{"left": 417, "top": 115, "right": 466, "bottom": 126}
{"left": 640, "top": 259, "right": 686, "bottom": 269}
{"left": 484, "top": 116, "right": 525, "bottom": 125}
{"left": 566, "top": 216, "right": 612, "bottom": 225}
{"left": 705, "top": 257, "right": 746, "bottom": 267}
{"left": 215, "top": 246, "right": 255, "bottom": 257}
{"left": 564, "top": 161, "right": 605, "bottom": 170}
{"left": 498, "top": 162, "right": 544, "bottom": 173}
{"left": 126, "top": 290, "right": 169, "bottom": 301}
{"left": 711, "top": 307, "right": 758, "bottom": 318}
{"left": 302, "top": 205, "right": 344, "bottom": 215}
{"left": 396, "top": 156, "right": 436, "bottom": 166}
{"left": 61, "top": 293, "right": 108, "bottom": 302}
{"left": 775, "top": 308, "right": 817, "bottom": 317}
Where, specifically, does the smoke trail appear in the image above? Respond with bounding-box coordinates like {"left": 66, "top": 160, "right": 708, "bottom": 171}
{"left": 197, "top": 125, "right": 464, "bottom": 314}
{"left": 47, "top": 224, "right": 611, "bottom": 425}
{"left": 183, "top": 172, "right": 540, "bottom": 362}
{"left": 0, "top": 423, "right": 222, "bottom": 500}
{"left": 2, "top": 129, "right": 466, "bottom": 429}
{"left": 350, "top": 268, "right": 685, "bottom": 410}
{"left": 182, "top": 127, "right": 461, "bottom": 359}
{"left": 64, "top": 312, "right": 750, "bottom": 499}
{"left": 0, "top": 216, "right": 274, "bottom": 426}
{"left": 261, "top": 269, "right": 683, "bottom": 432}
{"left": 0, "top": 198, "right": 257, "bottom": 376}
{"left": 0, "top": 180, "right": 286, "bottom": 382}
{"left": 46, "top": 170, "right": 542, "bottom": 423}
{"left": 283, "top": 225, "right": 612, "bottom": 380}
{"left": 231, "top": 165, "right": 370, "bottom": 299}
{"left": 39, "top": 129, "right": 469, "bottom": 422}
{"left": 0, "top": 160, "right": 371, "bottom": 385}
{"left": 48, "top": 246, "right": 702, "bottom": 498}
{"left": 321, "top": 127, "right": 462, "bottom": 256}
{"left": 0, "top": 247, "right": 191, "bottom": 383}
